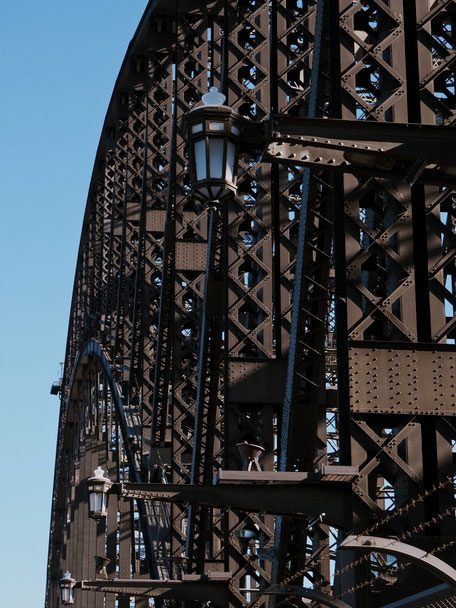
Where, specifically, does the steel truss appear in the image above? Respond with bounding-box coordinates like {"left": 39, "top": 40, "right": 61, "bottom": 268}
{"left": 46, "top": 2, "right": 456, "bottom": 608}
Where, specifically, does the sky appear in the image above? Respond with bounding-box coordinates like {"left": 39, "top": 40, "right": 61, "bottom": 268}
{"left": 0, "top": 2, "right": 149, "bottom": 605}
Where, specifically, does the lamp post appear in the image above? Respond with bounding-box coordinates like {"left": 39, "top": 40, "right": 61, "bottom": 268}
{"left": 59, "top": 571, "right": 76, "bottom": 605}
{"left": 180, "top": 86, "right": 248, "bottom": 204}
{"left": 86, "top": 466, "right": 112, "bottom": 522}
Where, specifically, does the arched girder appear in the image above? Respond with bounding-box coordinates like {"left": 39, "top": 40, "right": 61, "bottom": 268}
{"left": 339, "top": 535, "right": 456, "bottom": 590}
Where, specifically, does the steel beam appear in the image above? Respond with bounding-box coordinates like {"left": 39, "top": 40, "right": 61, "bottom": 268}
{"left": 254, "top": 117, "right": 456, "bottom": 186}
{"left": 80, "top": 574, "right": 231, "bottom": 606}
{"left": 118, "top": 469, "right": 359, "bottom": 529}
{"left": 265, "top": 584, "right": 350, "bottom": 608}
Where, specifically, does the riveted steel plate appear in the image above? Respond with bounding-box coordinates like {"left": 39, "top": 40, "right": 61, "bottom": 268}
{"left": 228, "top": 359, "right": 287, "bottom": 404}
{"left": 349, "top": 344, "right": 456, "bottom": 415}
{"left": 175, "top": 240, "right": 208, "bottom": 271}
{"left": 146, "top": 209, "right": 166, "bottom": 232}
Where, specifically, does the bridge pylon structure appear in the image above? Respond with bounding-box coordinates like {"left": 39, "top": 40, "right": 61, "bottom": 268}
{"left": 46, "top": 1, "right": 456, "bottom": 607}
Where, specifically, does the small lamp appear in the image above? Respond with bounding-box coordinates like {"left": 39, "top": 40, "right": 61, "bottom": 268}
{"left": 180, "top": 86, "right": 248, "bottom": 204}
{"left": 94, "top": 555, "right": 111, "bottom": 576}
{"left": 234, "top": 522, "right": 259, "bottom": 555}
{"left": 87, "top": 466, "right": 112, "bottom": 521}
{"left": 236, "top": 441, "right": 265, "bottom": 471}
{"left": 59, "top": 571, "right": 76, "bottom": 605}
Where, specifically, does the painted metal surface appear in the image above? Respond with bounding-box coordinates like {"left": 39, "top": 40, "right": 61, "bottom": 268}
{"left": 46, "top": 2, "right": 456, "bottom": 608}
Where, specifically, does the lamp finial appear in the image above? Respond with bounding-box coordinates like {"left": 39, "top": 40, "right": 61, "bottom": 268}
{"left": 202, "top": 86, "right": 226, "bottom": 106}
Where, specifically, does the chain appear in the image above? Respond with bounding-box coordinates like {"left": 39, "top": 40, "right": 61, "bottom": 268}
{"left": 361, "top": 475, "right": 454, "bottom": 537}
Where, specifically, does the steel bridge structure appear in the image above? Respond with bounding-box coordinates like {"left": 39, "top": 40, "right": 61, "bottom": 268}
{"left": 46, "top": 1, "right": 456, "bottom": 607}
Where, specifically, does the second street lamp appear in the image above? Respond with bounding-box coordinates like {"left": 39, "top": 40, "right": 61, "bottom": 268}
{"left": 59, "top": 571, "right": 76, "bottom": 606}
{"left": 86, "top": 466, "right": 112, "bottom": 521}
{"left": 180, "top": 86, "right": 248, "bottom": 204}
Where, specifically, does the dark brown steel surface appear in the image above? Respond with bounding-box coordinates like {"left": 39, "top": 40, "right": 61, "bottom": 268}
{"left": 46, "top": 2, "right": 456, "bottom": 608}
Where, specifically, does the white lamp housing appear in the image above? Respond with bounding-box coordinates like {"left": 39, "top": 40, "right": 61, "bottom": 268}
{"left": 59, "top": 571, "right": 76, "bottom": 605}
{"left": 87, "top": 466, "right": 112, "bottom": 521}
{"left": 180, "top": 87, "right": 248, "bottom": 204}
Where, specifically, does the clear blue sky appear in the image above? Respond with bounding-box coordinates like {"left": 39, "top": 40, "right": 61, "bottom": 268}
{"left": 0, "top": 2, "right": 148, "bottom": 605}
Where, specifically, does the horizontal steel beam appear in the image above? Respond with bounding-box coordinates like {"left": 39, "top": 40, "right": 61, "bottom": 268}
{"left": 117, "top": 469, "right": 359, "bottom": 529}
{"left": 80, "top": 575, "right": 231, "bottom": 606}
{"left": 265, "top": 584, "right": 350, "bottom": 607}
{"left": 339, "top": 536, "right": 456, "bottom": 588}
{"left": 242, "top": 116, "right": 456, "bottom": 186}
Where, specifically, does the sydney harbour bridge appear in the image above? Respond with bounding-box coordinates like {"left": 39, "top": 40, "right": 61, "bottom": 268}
{"left": 46, "top": 1, "right": 456, "bottom": 607}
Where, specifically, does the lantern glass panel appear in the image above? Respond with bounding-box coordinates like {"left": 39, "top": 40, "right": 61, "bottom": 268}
{"left": 89, "top": 492, "right": 95, "bottom": 513}
{"left": 194, "top": 139, "right": 207, "bottom": 180}
{"left": 226, "top": 141, "right": 236, "bottom": 183}
{"left": 61, "top": 587, "right": 74, "bottom": 604}
{"left": 209, "top": 138, "right": 224, "bottom": 178}
{"left": 209, "top": 121, "right": 224, "bottom": 131}
{"left": 96, "top": 492, "right": 103, "bottom": 512}
{"left": 191, "top": 123, "right": 203, "bottom": 133}
{"left": 231, "top": 125, "right": 240, "bottom": 136}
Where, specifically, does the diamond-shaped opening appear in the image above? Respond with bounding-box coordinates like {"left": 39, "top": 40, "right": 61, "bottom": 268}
{"left": 151, "top": 65, "right": 169, "bottom": 81}
{"left": 238, "top": 60, "right": 258, "bottom": 89}
{"left": 238, "top": 340, "right": 259, "bottom": 358}
{"left": 238, "top": 217, "right": 258, "bottom": 248}
{"left": 132, "top": 120, "right": 144, "bottom": 134}
{"left": 287, "top": 26, "right": 309, "bottom": 54}
{"left": 237, "top": 179, "right": 259, "bottom": 206}
{"left": 237, "top": 100, "right": 260, "bottom": 120}
{"left": 356, "top": 64, "right": 381, "bottom": 103}
{"left": 285, "top": 0, "right": 307, "bottom": 18}
{"left": 180, "top": 414, "right": 194, "bottom": 439}
{"left": 287, "top": 66, "right": 307, "bottom": 91}
{"left": 357, "top": 188, "right": 406, "bottom": 238}
{"left": 151, "top": 177, "right": 167, "bottom": 192}
{"left": 432, "top": 13, "right": 456, "bottom": 50}
{"left": 181, "top": 352, "right": 197, "bottom": 375}
{"left": 435, "top": 70, "right": 456, "bottom": 107}
{"left": 184, "top": 85, "right": 200, "bottom": 106}
{"left": 152, "top": 155, "right": 167, "bottom": 172}
{"left": 184, "top": 59, "right": 198, "bottom": 79}
{"left": 183, "top": 295, "right": 196, "bottom": 311}
{"left": 180, "top": 322, "right": 194, "bottom": 340}
{"left": 361, "top": 249, "right": 408, "bottom": 300}
{"left": 238, "top": 259, "right": 259, "bottom": 288}
{"left": 153, "top": 132, "right": 168, "bottom": 150}
{"left": 236, "top": 0, "right": 257, "bottom": 14}
{"left": 151, "top": 271, "right": 162, "bottom": 287}
{"left": 237, "top": 22, "right": 262, "bottom": 50}
{"left": 153, "top": 109, "right": 167, "bottom": 126}
{"left": 354, "top": 5, "right": 379, "bottom": 38}
{"left": 238, "top": 300, "right": 258, "bottom": 329}
{"left": 353, "top": 2, "right": 399, "bottom": 42}
{"left": 153, "top": 88, "right": 167, "bottom": 103}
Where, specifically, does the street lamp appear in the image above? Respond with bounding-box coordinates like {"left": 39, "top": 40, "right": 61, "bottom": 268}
{"left": 234, "top": 522, "right": 259, "bottom": 555}
{"left": 180, "top": 86, "right": 248, "bottom": 204}
{"left": 59, "top": 571, "right": 76, "bottom": 605}
{"left": 87, "top": 466, "right": 112, "bottom": 521}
